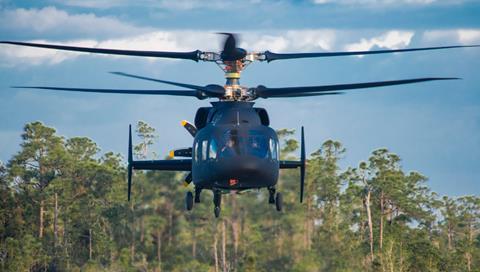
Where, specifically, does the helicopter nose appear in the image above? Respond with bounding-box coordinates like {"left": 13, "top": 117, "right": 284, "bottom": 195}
{"left": 216, "top": 156, "right": 258, "bottom": 174}
{"left": 214, "top": 155, "right": 276, "bottom": 182}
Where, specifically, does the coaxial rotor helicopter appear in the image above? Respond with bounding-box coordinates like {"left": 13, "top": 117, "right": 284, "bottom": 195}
{"left": 1, "top": 33, "right": 478, "bottom": 217}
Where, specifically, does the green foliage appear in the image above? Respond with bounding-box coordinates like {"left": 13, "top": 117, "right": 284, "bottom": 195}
{"left": 0, "top": 121, "right": 479, "bottom": 271}
{"left": 134, "top": 120, "right": 159, "bottom": 159}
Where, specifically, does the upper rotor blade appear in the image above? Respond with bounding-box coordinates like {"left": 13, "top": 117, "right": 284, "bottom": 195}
{"left": 219, "top": 33, "right": 237, "bottom": 53}
{"left": 218, "top": 33, "right": 246, "bottom": 61}
{"left": 12, "top": 86, "right": 203, "bottom": 98}
{"left": 268, "top": 92, "right": 344, "bottom": 98}
{"left": 256, "top": 77, "right": 459, "bottom": 98}
{"left": 264, "top": 45, "right": 480, "bottom": 62}
{"left": 0, "top": 41, "right": 202, "bottom": 61}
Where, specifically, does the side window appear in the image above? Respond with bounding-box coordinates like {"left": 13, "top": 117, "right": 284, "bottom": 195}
{"left": 209, "top": 139, "right": 218, "bottom": 160}
{"left": 201, "top": 140, "right": 208, "bottom": 161}
{"left": 212, "top": 112, "right": 223, "bottom": 124}
{"left": 196, "top": 140, "right": 202, "bottom": 162}
{"left": 269, "top": 138, "right": 278, "bottom": 160}
{"left": 193, "top": 142, "right": 197, "bottom": 162}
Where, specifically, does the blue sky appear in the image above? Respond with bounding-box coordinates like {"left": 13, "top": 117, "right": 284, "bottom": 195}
{"left": 0, "top": 0, "right": 479, "bottom": 197}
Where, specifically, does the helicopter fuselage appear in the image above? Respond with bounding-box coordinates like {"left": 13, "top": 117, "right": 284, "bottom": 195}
{"left": 192, "top": 101, "right": 279, "bottom": 191}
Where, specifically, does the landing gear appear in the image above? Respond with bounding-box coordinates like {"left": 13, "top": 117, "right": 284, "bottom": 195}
{"left": 213, "top": 190, "right": 222, "bottom": 218}
{"left": 268, "top": 187, "right": 282, "bottom": 212}
{"left": 194, "top": 187, "right": 202, "bottom": 203}
{"left": 185, "top": 191, "right": 193, "bottom": 211}
{"left": 268, "top": 187, "right": 276, "bottom": 204}
{"left": 275, "top": 192, "right": 283, "bottom": 212}
{"left": 214, "top": 206, "right": 221, "bottom": 218}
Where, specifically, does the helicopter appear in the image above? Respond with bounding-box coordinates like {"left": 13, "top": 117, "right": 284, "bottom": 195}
{"left": 1, "top": 33, "right": 478, "bottom": 217}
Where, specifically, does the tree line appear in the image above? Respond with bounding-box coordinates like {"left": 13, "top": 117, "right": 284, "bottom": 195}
{"left": 0, "top": 121, "right": 479, "bottom": 271}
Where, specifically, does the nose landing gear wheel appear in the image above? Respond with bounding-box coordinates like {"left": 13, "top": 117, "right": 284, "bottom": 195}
{"left": 275, "top": 192, "right": 283, "bottom": 212}
{"left": 185, "top": 191, "right": 193, "bottom": 211}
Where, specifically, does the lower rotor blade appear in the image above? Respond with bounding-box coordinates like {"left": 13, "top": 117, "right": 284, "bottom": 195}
{"left": 12, "top": 86, "right": 204, "bottom": 98}
{"left": 111, "top": 71, "right": 207, "bottom": 91}
{"left": 264, "top": 45, "right": 480, "bottom": 62}
{"left": 256, "top": 77, "right": 459, "bottom": 98}
{"left": 111, "top": 72, "right": 225, "bottom": 97}
{"left": 0, "top": 41, "right": 201, "bottom": 61}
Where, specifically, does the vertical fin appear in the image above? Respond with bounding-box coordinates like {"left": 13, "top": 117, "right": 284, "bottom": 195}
{"left": 128, "top": 124, "right": 133, "bottom": 201}
{"left": 300, "top": 126, "right": 305, "bottom": 203}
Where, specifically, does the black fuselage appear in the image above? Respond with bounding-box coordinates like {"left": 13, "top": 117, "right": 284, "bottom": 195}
{"left": 192, "top": 101, "right": 279, "bottom": 191}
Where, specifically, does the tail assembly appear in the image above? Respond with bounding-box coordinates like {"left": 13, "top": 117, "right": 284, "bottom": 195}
{"left": 127, "top": 124, "right": 192, "bottom": 201}
{"left": 278, "top": 126, "right": 307, "bottom": 203}
{"left": 300, "top": 126, "right": 306, "bottom": 203}
{"left": 128, "top": 124, "right": 133, "bottom": 201}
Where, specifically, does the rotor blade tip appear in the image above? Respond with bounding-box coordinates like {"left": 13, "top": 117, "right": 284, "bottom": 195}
{"left": 11, "top": 86, "right": 35, "bottom": 89}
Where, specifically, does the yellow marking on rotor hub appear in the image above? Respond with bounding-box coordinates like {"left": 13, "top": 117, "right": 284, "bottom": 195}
{"left": 181, "top": 120, "right": 188, "bottom": 126}
{"left": 169, "top": 150, "right": 174, "bottom": 158}
{"left": 225, "top": 72, "right": 240, "bottom": 79}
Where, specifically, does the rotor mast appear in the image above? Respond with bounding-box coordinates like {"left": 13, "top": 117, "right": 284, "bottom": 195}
{"left": 198, "top": 51, "right": 264, "bottom": 101}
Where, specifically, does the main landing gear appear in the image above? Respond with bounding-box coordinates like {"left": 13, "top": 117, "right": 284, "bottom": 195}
{"left": 185, "top": 188, "right": 202, "bottom": 211}
{"left": 186, "top": 187, "right": 282, "bottom": 217}
{"left": 268, "top": 187, "right": 283, "bottom": 212}
{"left": 185, "top": 187, "right": 222, "bottom": 218}
{"left": 185, "top": 191, "right": 193, "bottom": 211}
{"left": 213, "top": 190, "right": 222, "bottom": 218}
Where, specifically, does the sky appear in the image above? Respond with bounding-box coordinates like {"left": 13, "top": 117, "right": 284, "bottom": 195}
{"left": 0, "top": 0, "right": 479, "bottom": 197}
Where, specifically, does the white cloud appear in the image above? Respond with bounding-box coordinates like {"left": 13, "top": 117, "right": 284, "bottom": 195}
{"left": 0, "top": 31, "right": 219, "bottom": 67}
{"left": 0, "top": 30, "right": 337, "bottom": 66}
{"left": 423, "top": 29, "right": 480, "bottom": 45}
{"left": 55, "top": 0, "right": 233, "bottom": 10}
{"left": 0, "top": 7, "right": 150, "bottom": 38}
{"left": 240, "top": 30, "right": 336, "bottom": 52}
{"left": 0, "top": 40, "right": 96, "bottom": 66}
{"left": 345, "top": 31, "right": 414, "bottom": 52}
{"left": 2, "top": 28, "right": 479, "bottom": 67}
{"left": 312, "top": 0, "right": 464, "bottom": 5}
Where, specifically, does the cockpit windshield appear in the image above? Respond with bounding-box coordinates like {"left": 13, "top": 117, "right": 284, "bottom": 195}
{"left": 217, "top": 129, "right": 276, "bottom": 159}
{"left": 220, "top": 129, "right": 241, "bottom": 157}
{"left": 247, "top": 132, "right": 269, "bottom": 158}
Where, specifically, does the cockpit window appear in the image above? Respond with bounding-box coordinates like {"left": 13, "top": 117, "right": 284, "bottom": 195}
{"left": 209, "top": 139, "right": 218, "bottom": 160}
{"left": 248, "top": 135, "right": 269, "bottom": 158}
{"left": 193, "top": 142, "right": 197, "bottom": 162}
{"left": 269, "top": 138, "right": 278, "bottom": 160}
{"left": 201, "top": 140, "right": 208, "bottom": 161}
{"left": 194, "top": 141, "right": 201, "bottom": 162}
{"left": 212, "top": 112, "right": 223, "bottom": 124}
{"left": 220, "top": 129, "right": 241, "bottom": 157}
